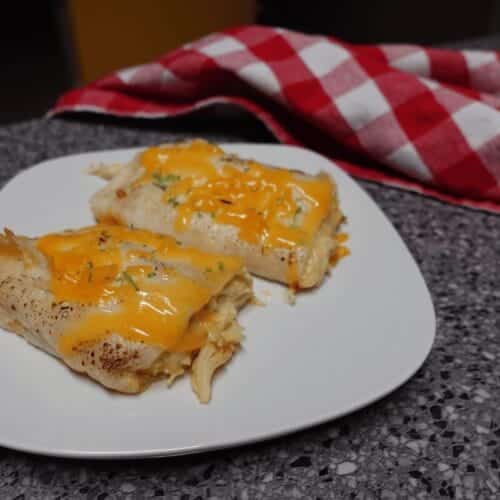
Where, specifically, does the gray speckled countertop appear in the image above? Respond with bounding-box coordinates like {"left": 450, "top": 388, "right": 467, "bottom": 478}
{"left": 1, "top": 100, "right": 500, "bottom": 500}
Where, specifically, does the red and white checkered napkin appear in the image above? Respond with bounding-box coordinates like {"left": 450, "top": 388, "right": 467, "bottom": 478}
{"left": 52, "top": 25, "right": 500, "bottom": 212}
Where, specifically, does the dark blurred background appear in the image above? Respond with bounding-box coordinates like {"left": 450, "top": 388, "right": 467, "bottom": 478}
{"left": 2, "top": 0, "right": 499, "bottom": 125}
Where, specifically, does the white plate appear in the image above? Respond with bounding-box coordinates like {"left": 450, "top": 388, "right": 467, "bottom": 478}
{"left": 0, "top": 144, "right": 435, "bottom": 459}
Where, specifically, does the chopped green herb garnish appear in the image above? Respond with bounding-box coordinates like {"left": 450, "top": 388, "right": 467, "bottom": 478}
{"left": 210, "top": 211, "right": 216, "bottom": 219}
{"left": 292, "top": 206, "right": 302, "bottom": 226}
{"left": 122, "top": 271, "right": 139, "bottom": 291}
{"left": 205, "top": 267, "right": 213, "bottom": 273}
{"left": 87, "top": 261, "right": 94, "bottom": 282}
{"left": 168, "top": 197, "right": 180, "bottom": 207}
{"left": 152, "top": 172, "right": 181, "bottom": 189}
{"left": 176, "top": 240, "right": 182, "bottom": 246}
{"left": 147, "top": 271, "right": 156, "bottom": 278}
{"left": 217, "top": 261, "right": 225, "bottom": 271}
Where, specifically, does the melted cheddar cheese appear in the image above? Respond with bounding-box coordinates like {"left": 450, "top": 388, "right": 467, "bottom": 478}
{"left": 36, "top": 225, "right": 243, "bottom": 355}
{"left": 136, "top": 140, "right": 333, "bottom": 250}
{"left": 330, "top": 233, "right": 350, "bottom": 266}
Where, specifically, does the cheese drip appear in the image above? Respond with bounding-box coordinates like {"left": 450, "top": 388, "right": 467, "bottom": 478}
{"left": 36, "top": 225, "right": 242, "bottom": 355}
{"left": 138, "top": 140, "right": 333, "bottom": 250}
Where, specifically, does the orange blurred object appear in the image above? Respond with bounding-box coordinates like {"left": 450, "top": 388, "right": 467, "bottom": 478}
{"left": 68, "top": 0, "right": 256, "bottom": 83}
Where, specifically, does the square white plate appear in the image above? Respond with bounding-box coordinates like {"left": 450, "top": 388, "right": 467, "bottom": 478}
{"left": 0, "top": 143, "right": 435, "bottom": 458}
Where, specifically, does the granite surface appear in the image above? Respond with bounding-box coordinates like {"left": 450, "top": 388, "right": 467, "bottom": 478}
{"left": 0, "top": 112, "right": 499, "bottom": 500}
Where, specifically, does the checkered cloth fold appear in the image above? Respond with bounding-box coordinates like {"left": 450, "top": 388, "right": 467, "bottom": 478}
{"left": 52, "top": 25, "right": 500, "bottom": 212}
